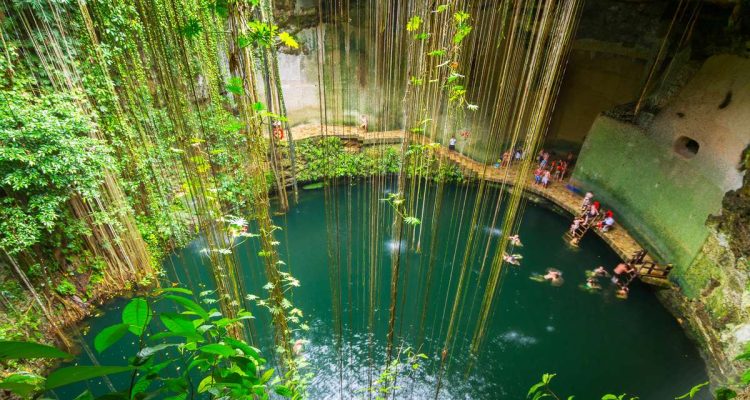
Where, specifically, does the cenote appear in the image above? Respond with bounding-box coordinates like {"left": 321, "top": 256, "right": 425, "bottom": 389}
{"left": 53, "top": 182, "right": 708, "bottom": 399}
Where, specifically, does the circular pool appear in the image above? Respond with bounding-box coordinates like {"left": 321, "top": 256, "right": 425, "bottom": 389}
{"left": 54, "top": 182, "right": 708, "bottom": 399}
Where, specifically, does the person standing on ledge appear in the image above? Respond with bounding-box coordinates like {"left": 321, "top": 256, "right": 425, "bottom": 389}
{"left": 541, "top": 169, "right": 552, "bottom": 188}
{"left": 359, "top": 114, "right": 368, "bottom": 132}
{"left": 581, "top": 192, "right": 594, "bottom": 212}
{"left": 449, "top": 136, "right": 457, "bottom": 151}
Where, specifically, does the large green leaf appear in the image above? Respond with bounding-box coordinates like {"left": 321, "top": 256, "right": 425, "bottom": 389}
{"left": 160, "top": 313, "right": 198, "bottom": 336}
{"left": 199, "top": 343, "right": 236, "bottom": 357}
{"left": 224, "top": 337, "right": 261, "bottom": 360}
{"left": 94, "top": 324, "right": 131, "bottom": 354}
{"left": 45, "top": 366, "right": 134, "bottom": 390}
{"left": 163, "top": 295, "right": 209, "bottom": 320}
{"left": 154, "top": 287, "right": 193, "bottom": 296}
{"left": 675, "top": 381, "right": 709, "bottom": 399}
{"left": 274, "top": 385, "right": 293, "bottom": 397}
{"left": 130, "top": 375, "right": 152, "bottom": 400}
{"left": 122, "top": 298, "right": 152, "bottom": 336}
{"left": 197, "top": 376, "right": 214, "bottom": 393}
{"left": 0, "top": 341, "right": 72, "bottom": 360}
{"left": 260, "top": 368, "right": 274, "bottom": 384}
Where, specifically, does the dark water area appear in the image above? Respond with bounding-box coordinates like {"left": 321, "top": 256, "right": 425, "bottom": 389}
{"left": 53, "top": 181, "right": 708, "bottom": 399}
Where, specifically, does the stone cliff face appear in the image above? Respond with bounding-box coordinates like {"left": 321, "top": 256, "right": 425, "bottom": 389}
{"left": 658, "top": 213, "right": 749, "bottom": 384}
{"left": 573, "top": 56, "right": 750, "bottom": 386}
{"left": 683, "top": 146, "right": 750, "bottom": 384}
{"left": 713, "top": 147, "right": 750, "bottom": 261}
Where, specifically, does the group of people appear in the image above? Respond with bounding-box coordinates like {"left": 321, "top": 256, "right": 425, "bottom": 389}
{"left": 442, "top": 139, "right": 576, "bottom": 192}
{"left": 523, "top": 257, "right": 637, "bottom": 299}
{"left": 502, "top": 233, "right": 562, "bottom": 288}
{"left": 584, "top": 263, "right": 637, "bottom": 299}
{"left": 501, "top": 232, "right": 637, "bottom": 300}
{"left": 493, "top": 148, "right": 525, "bottom": 168}
{"left": 502, "top": 235, "right": 524, "bottom": 265}
{"left": 531, "top": 262, "right": 638, "bottom": 299}
{"left": 569, "top": 192, "right": 616, "bottom": 243}
{"left": 532, "top": 150, "right": 573, "bottom": 189}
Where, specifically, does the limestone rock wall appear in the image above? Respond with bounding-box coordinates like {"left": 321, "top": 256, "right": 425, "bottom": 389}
{"left": 573, "top": 55, "right": 749, "bottom": 284}
{"left": 572, "top": 54, "right": 750, "bottom": 385}
{"left": 659, "top": 221, "right": 749, "bottom": 384}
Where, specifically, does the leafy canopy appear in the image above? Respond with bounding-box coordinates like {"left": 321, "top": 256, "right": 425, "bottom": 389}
{"left": 0, "top": 90, "right": 113, "bottom": 254}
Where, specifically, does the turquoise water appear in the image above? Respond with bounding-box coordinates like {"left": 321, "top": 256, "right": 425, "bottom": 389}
{"left": 54, "top": 181, "right": 708, "bottom": 399}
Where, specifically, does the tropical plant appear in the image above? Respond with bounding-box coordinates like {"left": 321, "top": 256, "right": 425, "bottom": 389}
{"left": 0, "top": 289, "right": 300, "bottom": 399}
{"left": 357, "top": 346, "right": 426, "bottom": 400}
{"left": 527, "top": 373, "right": 723, "bottom": 400}
{"left": 0, "top": 90, "right": 113, "bottom": 255}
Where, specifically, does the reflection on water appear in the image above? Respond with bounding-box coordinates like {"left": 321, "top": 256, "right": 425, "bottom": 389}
{"left": 483, "top": 226, "right": 503, "bottom": 237}
{"left": 53, "top": 182, "right": 709, "bottom": 400}
{"left": 385, "top": 239, "right": 405, "bottom": 254}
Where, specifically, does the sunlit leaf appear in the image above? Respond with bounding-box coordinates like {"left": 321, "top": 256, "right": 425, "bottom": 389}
{"left": 197, "top": 376, "right": 214, "bottom": 393}
{"left": 163, "top": 295, "right": 209, "bottom": 320}
{"left": 0, "top": 341, "right": 72, "bottom": 360}
{"left": 94, "top": 324, "right": 130, "bottom": 354}
{"left": 406, "top": 16, "right": 422, "bottom": 32}
{"left": 155, "top": 287, "right": 193, "bottom": 296}
{"left": 45, "top": 366, "right": 134, "bottom": 390}
{"left": 122, "top": 298, "right": 152, "bottom": 336}
{"left": 200, "top": 343, "right": 236, "bottom": 357}
{"left": 278, "top": 32, "right": 299, "bottom": 49}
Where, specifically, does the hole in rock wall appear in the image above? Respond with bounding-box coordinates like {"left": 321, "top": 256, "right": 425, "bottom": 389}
{"left": 674, "top": 136, "right": 700, "bottom": 158}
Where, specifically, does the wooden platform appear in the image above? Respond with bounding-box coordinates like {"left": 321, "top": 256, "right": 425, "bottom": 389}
{"left": 286, "top": 125, "right": 669, "bottom": 283}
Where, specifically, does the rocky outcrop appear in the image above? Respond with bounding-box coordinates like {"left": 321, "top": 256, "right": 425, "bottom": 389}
{"left": 658, "top": 147, "right": 749, "bottom": 387}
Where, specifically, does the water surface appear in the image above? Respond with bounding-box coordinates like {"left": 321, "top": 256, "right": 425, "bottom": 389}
{"left": 55, "top": 181, "right": 708, "bottom": 399}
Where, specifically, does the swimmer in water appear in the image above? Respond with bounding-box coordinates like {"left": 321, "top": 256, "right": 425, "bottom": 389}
{"left": 616, "top": 285, "right": 629, "bottom": 299}
{"left": 593, "top": 266, "right": 610, "bottom": 277}
{"left": 292, "top": 339, "right": 305, "bottom": 356}
{"left": 508, "top": 235, "right": 523, "bottom": 247}
{"left": 585, "top": 277, "right": 601, "bottom": 290}
{"left": 543, "top": 268, "right": 563, "bottom": 286}
{"left": 503, "top": 252, "right": 522, "bottom": 266}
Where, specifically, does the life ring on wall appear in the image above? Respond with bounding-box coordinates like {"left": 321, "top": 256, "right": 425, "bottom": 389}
{"left": 273, "top": 124, "right": 284, "bottom": 140}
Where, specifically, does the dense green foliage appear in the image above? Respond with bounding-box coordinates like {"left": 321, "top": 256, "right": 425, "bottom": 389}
{"left": 296, "top": 138, "right": 400, "bottom": 181}
{"left": 295, "top": 138, "right": 465, "bottom": 183}
{"left": 0, "top": 90, "right": 112, "bottom": 254}
{"left": 0, "top": 291, "right": 295, "bottom": 399}
{"left": 0, "top": 0, "right": 743, "bottom": 398}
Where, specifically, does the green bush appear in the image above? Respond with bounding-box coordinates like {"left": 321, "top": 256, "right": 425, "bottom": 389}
{"left": 54, "top": 279, "right": 77, "bottom": 297}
